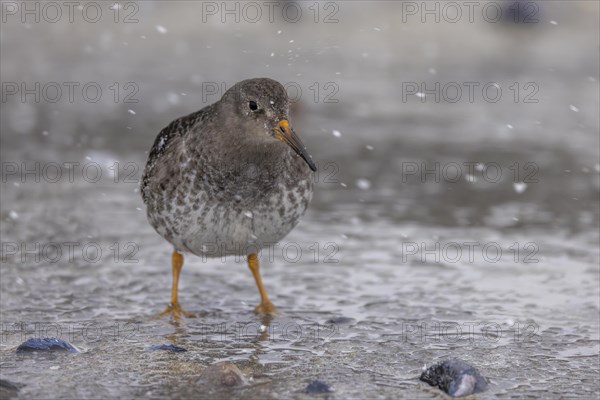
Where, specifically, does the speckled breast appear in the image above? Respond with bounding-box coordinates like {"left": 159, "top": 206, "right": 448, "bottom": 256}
{"left": 144, "top": 156, "right": 314, "bottom": 257}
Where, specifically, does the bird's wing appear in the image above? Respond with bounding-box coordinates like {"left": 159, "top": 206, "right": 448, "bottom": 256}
{"left": 149, "top": 108, "right": 207, "bottom": 164}
{"left": 141, "top": 107, "right": 209, "bottom": 203}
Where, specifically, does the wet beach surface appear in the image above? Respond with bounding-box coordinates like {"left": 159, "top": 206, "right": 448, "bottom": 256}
{"left": 1, "top": 1, "right": 599, "bottom": 398}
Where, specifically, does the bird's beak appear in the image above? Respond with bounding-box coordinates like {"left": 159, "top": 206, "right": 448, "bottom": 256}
{"left": 273, "top": 119, "right": 317, "bottom": 172}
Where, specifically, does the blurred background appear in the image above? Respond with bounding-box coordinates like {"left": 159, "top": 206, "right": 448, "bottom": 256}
{"left": 1, "top": 1, "right": 599, "bottom": 399}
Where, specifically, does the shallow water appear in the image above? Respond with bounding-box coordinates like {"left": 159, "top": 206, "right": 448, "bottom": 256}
{"left": 1, "top": 1, "right": 599, "bottom": 399}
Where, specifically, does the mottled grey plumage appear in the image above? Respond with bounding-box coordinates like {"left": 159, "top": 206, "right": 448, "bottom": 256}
{"left": 142, "top": 78, "right": 315, "bottom": 258}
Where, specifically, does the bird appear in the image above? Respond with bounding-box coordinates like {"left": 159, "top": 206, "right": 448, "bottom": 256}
{"left": 141, "top": 78, "right": 317, "bottom": 320}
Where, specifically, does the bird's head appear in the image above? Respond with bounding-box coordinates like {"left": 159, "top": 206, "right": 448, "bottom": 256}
{"left": 219, "top": 78, "right": 317, "bottom": 172}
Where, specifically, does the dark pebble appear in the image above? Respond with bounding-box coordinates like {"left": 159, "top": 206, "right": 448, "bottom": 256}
{"left": 146, "top": 344, "right": 187, "bottom": 352}
{"left": 198, "top": 362, "right": 247, "bottom": 387}
{"left": 305, "top": 380, "right": 332, "bottom": 394}
{"left": 16, "top": 338, "right": 78, "bottom": 353}
{"left": 420, "top": 359, "right": 488, "bottom": 397}
{"left": 0, "top": 379, "right": 23, "bottom": 399}
{"left": 325, "top": 317, "right": 354, "bottom": 324}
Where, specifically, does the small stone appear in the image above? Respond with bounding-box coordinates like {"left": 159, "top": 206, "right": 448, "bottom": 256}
{"left": 16, "top": 338, "right": 78, "bottom": 353}
{"left": 305, "top": 380, "right": 332, "bottom": 394}
{"left": 198, "top": 362, "right": 247, "bottom": 387}
{"left": 146, "top": 344, "right": 187, "bottom": 352}
{"left": 420, "top": 359, "right": 488, "bottom": 397}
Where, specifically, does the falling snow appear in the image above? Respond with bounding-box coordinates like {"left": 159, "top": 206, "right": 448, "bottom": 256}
{"left": 356, "top": 178, "right": 371, "bottom": 190}
{"left": 513, "top": 182, "right": 528, "bottom": 194}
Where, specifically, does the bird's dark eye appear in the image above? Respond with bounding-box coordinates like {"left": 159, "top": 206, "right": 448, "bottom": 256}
{"left": 248, "top": 101, "right": 258, "bottom": 111}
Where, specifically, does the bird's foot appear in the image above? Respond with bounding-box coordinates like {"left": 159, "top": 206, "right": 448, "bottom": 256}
{"left": 254, "top": 301, "right": 277, "bottom": 315}
{"left": 153, "top": 302, "right": 195, "bottom": 321}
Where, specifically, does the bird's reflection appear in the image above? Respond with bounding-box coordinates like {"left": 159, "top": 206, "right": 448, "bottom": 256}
{"left": 163, "top": 323, "right": 187, "bottom": 343}
{"left": 158, "top": 312, "right": 274, "bottom": 360}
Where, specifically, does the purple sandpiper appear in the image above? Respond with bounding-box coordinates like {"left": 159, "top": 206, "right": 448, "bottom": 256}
{"left": 141, "top": 78, "right": 316, "bottom": 319}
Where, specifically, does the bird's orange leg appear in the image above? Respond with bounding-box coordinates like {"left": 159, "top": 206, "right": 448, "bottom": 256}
{"left": 247, "top": 253, "right": 277, "bottom": 314}
{"left": 154, "top": 250, "right": 195, "bottom": 320}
